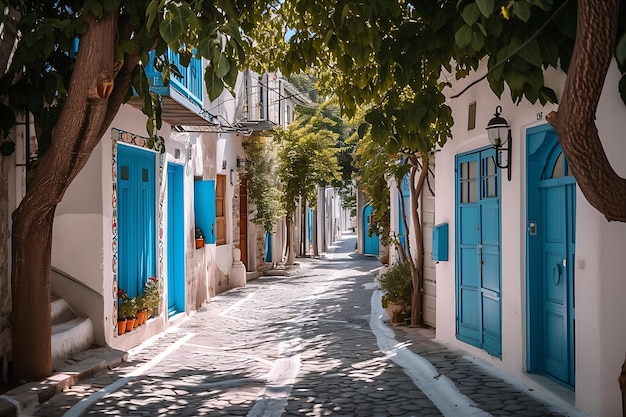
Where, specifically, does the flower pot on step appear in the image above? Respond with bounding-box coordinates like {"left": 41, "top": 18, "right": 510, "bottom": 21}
{"left": 125, "top": 318, "right": 135, "bottom": 332}
{"left": 118, "top": 320, "right": 127, "bottom": 335}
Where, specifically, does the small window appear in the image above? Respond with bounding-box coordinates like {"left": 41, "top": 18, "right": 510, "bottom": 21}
{"left": 482, "top": 156, "right": 498, "bottom": 198}
{"left": 551, "top": 152, "right": 565, "bottom": 179}
{"left": 120, "top": 166, "right": 129, "bottom": 180}
{"left": 460, "top": 160, "right": 478, "bottom": 203}
{"left": 468, "top": 102, "right": 477, "bottom": 131}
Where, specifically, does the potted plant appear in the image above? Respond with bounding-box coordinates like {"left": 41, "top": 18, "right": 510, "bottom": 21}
{"left": 195, "top": 226, "right": 205, "bottom": 249}
{"left": 135, "top": 293, "right": 149, "bottom": 325}
{"left": 143, "top": 276, "right": 161, "bottom": 317}
{"left": 118, "top": 288, "right": 137, "bottom": 332}
{"left": 378, "top": 261, "right": 412, "bottom": 324}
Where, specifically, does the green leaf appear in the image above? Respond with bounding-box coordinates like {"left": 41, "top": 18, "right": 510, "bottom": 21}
{"left": 159, "top": 5, "right": 185, "bottom": 44}
{"left": 146, "top": 0, "right": 159, "bottom": 30}
{"left": 455, "top": 25, "right": 473, "bottom": 49}
{"left": 223, "top": 60, "right": 238, "bottom": 90}
{"left": 204, "top": 69, "right": 225, "bottom": 101}
{"left": 462, "top": 4, "right": 481, "bottom": 26}
{"left": 214, "top": 52, "right": 231, "bottom": 78}
{"left": 81, "top": 0, "right": 104, "bottom": 18}
{"left": 476, "top": 0, "right": 495, "bottom": 17}
{"left": 518, "top": 39, "right": 543, "bottom": 68}
{"left": 470, "top": 31, "right": 484, "bottom": 51}
{"left": 513, "top": 2, "right": 532, "bottom": 22}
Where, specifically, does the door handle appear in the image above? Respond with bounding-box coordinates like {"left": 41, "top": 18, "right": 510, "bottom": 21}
{"left": 553, "top": 264, "right": 562, "bottom": 286}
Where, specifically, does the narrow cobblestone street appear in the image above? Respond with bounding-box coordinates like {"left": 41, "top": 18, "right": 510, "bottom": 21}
{"left": 29, "top": 233, "right": 583, "bottom": 417}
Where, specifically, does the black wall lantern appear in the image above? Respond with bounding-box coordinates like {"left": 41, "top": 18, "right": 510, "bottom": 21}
{"left": 486, "top": 105, "right": 511, "bottom": 181}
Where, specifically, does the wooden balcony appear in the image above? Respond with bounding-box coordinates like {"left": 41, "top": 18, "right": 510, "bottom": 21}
{"left": 128, "top": 50, "right": 217, "bottom": 128}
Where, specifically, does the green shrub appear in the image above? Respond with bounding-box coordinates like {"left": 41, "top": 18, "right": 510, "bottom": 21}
{"left": 378, "top": 262, "right": 412, "bottom": 308}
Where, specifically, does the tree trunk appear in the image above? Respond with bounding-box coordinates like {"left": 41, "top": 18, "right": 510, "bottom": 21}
{"left": 285, "top": 217, "right": 296, "bottom": 265}
{"left": 9, "top": 12, "right": 139, "bottom": 381}
{"left": 403, "top": 155, "right": 430, "bottom": 327}
{"left": 546, "top": 0, "right": 626, "bottom": 222}
{"left": 300, "top": 197, "right": 306, "bottom": 256}
{"left": 312, "top": 208, "right": 319, "bottom": 257}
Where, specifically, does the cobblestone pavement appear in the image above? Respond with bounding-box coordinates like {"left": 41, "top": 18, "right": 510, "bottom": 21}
{"left": 30, "top": 233, "right": 584, "bottom": 417}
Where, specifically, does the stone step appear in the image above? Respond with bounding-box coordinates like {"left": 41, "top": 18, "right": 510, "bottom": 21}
{"left": 50, "top": 298, "right": 94, "bottom": 371}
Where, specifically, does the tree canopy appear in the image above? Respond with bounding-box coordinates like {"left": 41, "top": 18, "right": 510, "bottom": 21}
{"left": 248, "top": 0, "right": 626, "bottom": 222}
{"left": 276, "top": 101, "right": 340, "bottom": 219}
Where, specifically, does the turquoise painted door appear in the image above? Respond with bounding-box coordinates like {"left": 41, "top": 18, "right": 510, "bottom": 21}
{"left": 167, "top": 163, "right": 185, "bottom": 315}
{"left": 455, "top": 148, "right": 501, "bottom": 357}
{"left": 363, "top": 204, "right": 379, "bottom": 255}
{"left": 194, "top": 180, "right": 216, "bottom": 244}
{"left": 265, "top": 232, "right": 273, "bottom": 262}
{"left": 397, "top": 174, "right": 410, "bottom": 254}
{"left": 117, "top": 144, "right": 156, "bottom": 298}
{"left": 527, "top": 125, "right": 576, "bottom": 387}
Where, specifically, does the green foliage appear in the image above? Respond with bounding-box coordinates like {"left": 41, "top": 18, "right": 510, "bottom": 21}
{"left": 117, "top": 289, "right": 137, "bottom": 320}
{"left": 352, "top": 114, "right": 409, "bottom": 246}
{"left": 378, "top": 262, "right": 412, "bottom": 308}
{"left": 242, "top": 134, "right": 284, "bottom": 232}
{"left": 276, "top": 102, "right": 340, "bottom": 219}
{"left": 0, "top": 0, "right": 267, "bottom": 157}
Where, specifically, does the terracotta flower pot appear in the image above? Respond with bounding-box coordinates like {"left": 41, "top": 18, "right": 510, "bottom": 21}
{"left": 125, "top": 318, "right": 135, "bottom": 332}
{"left": 195, "top": 238, "right": 205, "bottom": 249}
{"left": 118, "top": 320, "right": 127, "bottom": 335}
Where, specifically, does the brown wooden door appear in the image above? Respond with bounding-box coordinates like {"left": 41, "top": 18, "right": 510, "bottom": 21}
{"left": 239, "top": 177, "right": 248, "bottom": 268}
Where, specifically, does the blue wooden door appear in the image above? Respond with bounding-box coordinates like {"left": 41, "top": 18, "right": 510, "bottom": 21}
{"left": 397, "top": 174, "right": 411, "bottom": 254}
{"left": 194, "top": 180, "right": 216, "bottom": 244}
{"left": 117, "top": 144, "right": 156, "bottom": 298}
{"left": 455, "top": 148, "right": 501, "bottom": 357}
{"left": 527, "top": 125, "right": 576, "bottom": 387}
{"left": 362, "top": 204, "right": 379, "bottom": 255}
{"left": 265, "top": 232, "right": 273, "bottom": 262}
{"left": 167, "top": 163, "right": 185, "bottom": 315}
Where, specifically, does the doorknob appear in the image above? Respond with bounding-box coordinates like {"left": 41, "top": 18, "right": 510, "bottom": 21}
{"left": 553, "top": 264, "right": 562, "bottom": 286}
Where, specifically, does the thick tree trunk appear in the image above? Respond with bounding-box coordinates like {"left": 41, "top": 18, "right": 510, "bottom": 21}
{"left": 546, "top": 0, "right": 626, "bottom": 222}
{"left": 402, "top": 155, "right": 429, "bottom": 327}
{"left": 9, "top": 12, "right": 139, "bottom": 381}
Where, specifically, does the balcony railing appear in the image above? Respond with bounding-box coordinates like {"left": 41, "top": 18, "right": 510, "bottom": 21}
{"left": 145, "top": 49, "right": 203, "bottom": 108}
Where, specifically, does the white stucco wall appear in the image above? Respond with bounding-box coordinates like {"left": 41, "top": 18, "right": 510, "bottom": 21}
{"left": 53, "top": 142, "right": 105, "bottom": 295}
{"left": 437, "top": 59, "right": 626, "bottom": 416}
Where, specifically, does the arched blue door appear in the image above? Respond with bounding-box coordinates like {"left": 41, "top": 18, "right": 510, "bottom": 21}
{"left": 527, "top": 124, "right": 576, "bottom": 388}
{"left": 362, "top": 204, "right": 379, "bottom": 255}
